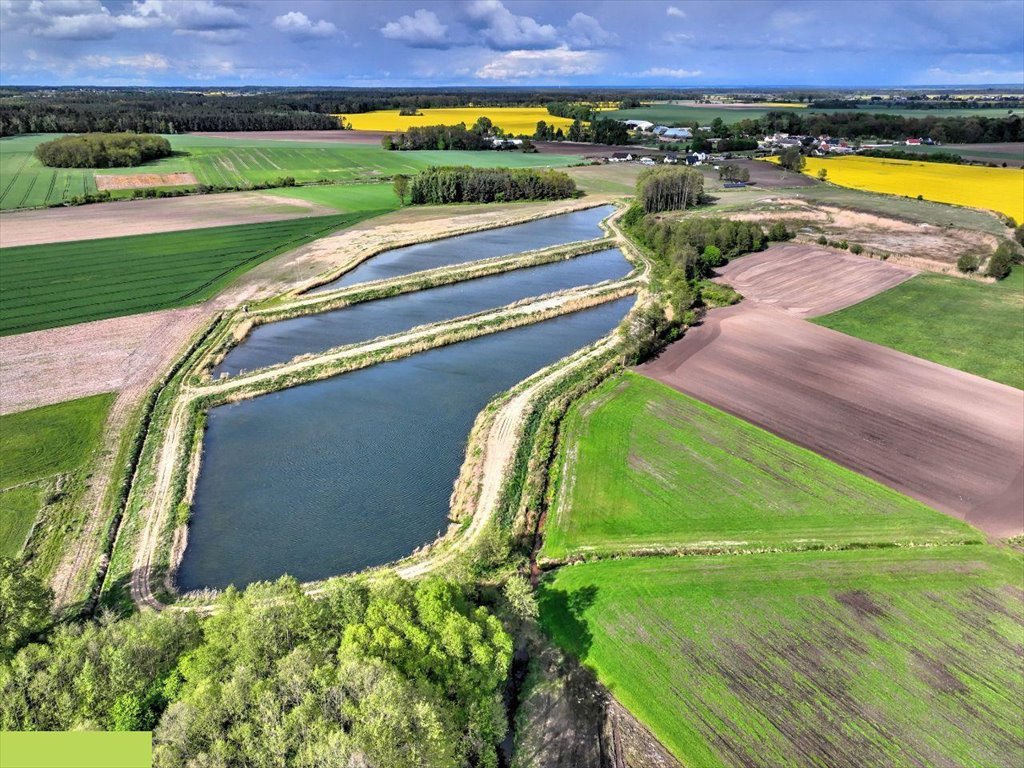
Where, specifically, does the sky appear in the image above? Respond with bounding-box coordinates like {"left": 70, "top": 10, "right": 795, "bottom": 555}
{"left": 1, "top": 0, "right": 1022, "bottom": 88}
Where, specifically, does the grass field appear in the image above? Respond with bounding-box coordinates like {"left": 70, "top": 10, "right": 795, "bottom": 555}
{"left": 0, "top": 212, "right": 384, "bottom": 335}
{"left": 263, "top": 182, "right": 400, "bottom": 212}
{"left": 541, "top": 373, "right": 974, "bottom": 561}
{"left": 603, "top": 103, "right": 1022, "bottom": 126}
{"left": 814, "top": 267, "right": 1024, "bottom": 389}
{"left": 0, "top": 134, "right": 584, "bottom": 211}
{"left": 539, "top": 545, "right": 1024, "bottom": 767}
{"left": 343, "top": 107, "right": 577, "bottom": 134}
{"left": 0, "top": 393, "right": 114, "bottom": 557}
{"left": 773, "top": 155, "right": 1024, "bottom": 222}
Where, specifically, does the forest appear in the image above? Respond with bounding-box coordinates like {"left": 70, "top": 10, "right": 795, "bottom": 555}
{"left": 34, "top": 133, "right": 172, "bottom": 168}
{"left": 0, "top": 559, "right": 521, "bottom": 768}
{"left": 753, "top": 110, "right": 1023, "bottom": 143}
{"left": 407, "top": 166, "right": 577, "bottom": 204}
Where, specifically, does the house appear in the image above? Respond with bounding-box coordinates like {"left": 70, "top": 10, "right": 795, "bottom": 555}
{"left": 609, "top": 152, "right": 634, "bottom": 162}
{"left": 663, "top": 152, "right": 679, "bottom": 164}
{"left": 905, "top": 137, "right": 922, "bottom": 145}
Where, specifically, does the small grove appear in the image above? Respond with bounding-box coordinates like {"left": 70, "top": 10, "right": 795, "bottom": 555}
{"left": 0, "top": 561, "right": 526, "bottom": 768}
{"left": 34, "top": 133, "right": 172, "bottom": 168}
{"left": 405, "top": 166, "right": 577, "bottom": 205}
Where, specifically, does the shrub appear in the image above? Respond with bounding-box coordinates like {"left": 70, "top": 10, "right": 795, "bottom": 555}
{"left": 816, "top": 235, "right": 828, "bottom": 245}
{"left": 768, "top": 221, "right": 792, "bottom": 241}
{"left": 986, "top": 242, "right": 1016, "bottom": 279}
{"left": 957, "top": 253, "right": 980, "bottom": 273}
{"left": 1014, "top": 225, "right": 1024, "bottom": 247}
{"left": 850, "top": 243, "right": 864, "bottom": 255}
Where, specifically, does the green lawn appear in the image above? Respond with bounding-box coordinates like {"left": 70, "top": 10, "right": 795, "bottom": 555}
{"left": 539, "top": 546, "right": 1024, "bottom": 768}
{"left": 0, "top": 393, "right": 114, "bottom": 488}
{"left": 0, "top": 393, "right": 114, "bottom": 559}
{"left": 814, "top": 267, "right": 1024, "bottom": 389}
{"left": 0, "top": 484, "right": 44, "bottom": 557}
{"left": 0, "top": 134, "right": 583, "bottom": 211}
{"left": 0, "top": 212, "right": 385, "bottom": 335}
{"left": 541, "top": 373, "right": 974, "bottom": 561}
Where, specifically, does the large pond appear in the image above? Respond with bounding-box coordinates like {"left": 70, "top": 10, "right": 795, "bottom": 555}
{"left": 178, "top": 295, "right": 635, "bottom": 591}
{"left": 215, "top": 247, "right": 632, "bottom": 377}
{"left": 310, "top": 204, "right": 614, "bottom": 292}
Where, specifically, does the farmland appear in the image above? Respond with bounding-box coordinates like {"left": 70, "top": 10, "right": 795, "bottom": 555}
{"left": 343, "top": 107, "right": 578, "bottom": 134}
{"left": 778, "top": 155, "right": 1024, "bottom": 221}
{"left": 0, "top": 213, "right": 385, "bottom": 335}
{"left": 541, "top": 373, "right": 975, "bottom": 562}
{"left": 0, "top": 133, "right": 583, "bottom": 211}
{"left": 0, "top": 393, "right": 114, "bottom": 558}
{"left": 538, "top": 546, "right": 1024, "bottom": 767}
{"left": 603, "top": 102, "right": 1022, "bottom": 125}
{"left": 815, "top": 267, "right": 1024, "bottom": 389}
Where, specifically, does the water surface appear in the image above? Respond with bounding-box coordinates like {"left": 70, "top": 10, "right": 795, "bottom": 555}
{"left": 216, "top": 247, "right": 631, "bottom": 377}
{"left": 179, "top": 296, "right": 635, "bottom": 591}
{"left": 311, "top": 204, "right": 613, "bottom": 291}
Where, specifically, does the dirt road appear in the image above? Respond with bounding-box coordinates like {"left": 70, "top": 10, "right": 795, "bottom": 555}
{"left": 639, "top": 245, "right": 1024, "bottom": 537}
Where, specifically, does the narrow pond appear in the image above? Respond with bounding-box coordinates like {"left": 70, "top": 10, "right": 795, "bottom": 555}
{"left": 310, "top": 204, "right": 614, "bottom": 291}
{"left": 178, "top": 295, "right": 635, "bottom": 591}
{"left": 215, "top": 247, "right": 632, "bottom": 377}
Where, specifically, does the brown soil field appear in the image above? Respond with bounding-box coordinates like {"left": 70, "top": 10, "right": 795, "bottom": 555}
{"left": 95, "top": 172, "right": 198, "bottom": 190}
{"left": 639, "top": 305, "right": 1024, "bottom": 537}
{"left": 0, "top": 192, "right": 335, "bottom": 248}
{"left": 941, "top": 142, "right": 1024, "bottom": 167}
{"left": 719, "top": 198, "right": 999, "bottom": 269}
{"left": 724, "top": 158, "right": 818, "bottom": 187}
{"left": 714, "top": 244, "right": 917, "bottom": 317}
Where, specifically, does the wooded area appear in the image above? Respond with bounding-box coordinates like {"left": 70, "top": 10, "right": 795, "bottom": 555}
{"left": 34, "top": 133, "right": 172, "bottom": 168}
{"left": 408, "top": 166, "right": 577, "bottom": 204}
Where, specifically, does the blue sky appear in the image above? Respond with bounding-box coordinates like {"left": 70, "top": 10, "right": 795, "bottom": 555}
{"left": 1, "top": 0, "right": 1022, "bottom": 87}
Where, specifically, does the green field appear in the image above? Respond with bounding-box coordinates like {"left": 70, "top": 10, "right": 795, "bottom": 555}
{"left": 602, "top": 103, "right": 1022, "bottom": 126}
{"left": 815, "top": 267, "right": 1024, "bottom": 389}
{"left": 0, "top": 212, "right": 386, "bottom": 335}
{"left": 539, "top": 546, "right": 1024, "bottom": 767}
{"left": 0, "top": 393, "right": 114, "bottom": 557}
{"left": 263, "top": 181, "right": 399, "bottom": 212}
{"left": 541, "top": 373, "right": 973, "bottom": 561}
{"left": 0, "top": 134, "right": 583, "bottom": 211}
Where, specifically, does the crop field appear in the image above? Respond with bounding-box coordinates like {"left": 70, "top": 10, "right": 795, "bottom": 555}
{"left": 0, "top": 212, "right": 383, "bottom": 335}
{"left": 263, "top": 182, "right": 399, "bottom": 212}
{"left": 343, "top": 107, "right": 577, "bottom": 134}
{"left": 0, "top": 393, "right": 114, "bottom": 557}
{"left": 539, "top": 545, "right": 1024, "bottom": 767}
{"left": 902, "top": 142, "right": 1024, "bottom": 167}
{"left": 0, "top": 134, "right": 583, "bottom": 211}
{"left": 541, "top": 373, "right": 973, "bottom": 561}
{"left": 603, "top": 102, "right": 1021, "bottom": 125}
{"left": 773, "top": 155, "right": 1024, "bottom": 222}
{"left": 815, "top": 267, "right": 1024, "bottom": 389}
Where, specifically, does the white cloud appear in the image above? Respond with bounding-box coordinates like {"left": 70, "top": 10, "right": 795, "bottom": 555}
{"left": 82, "top": 52, "right": 170, "bottom": 70}
{"left": 381, "top": 8, "right": 449, "bottom": 48}
{"left": 565, "top": 12, "right": 617, "bottom": 49}
{"left": 476, "top": 47, "right": 600, "bottom": 80}
{"left": 272, "top": 11, "right": 336, "bottom": 40}
{"left": 667, "top": 6, "right": 686, "bottom": 19}
{"left": 466, "top": 0, "right": 557, "bottom": 50}
{"left": 638, "top": 66, "right": 703, "bottom": 78}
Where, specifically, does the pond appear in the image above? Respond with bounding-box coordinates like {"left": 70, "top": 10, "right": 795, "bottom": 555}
{"left": 177, "top": 295, "right": 635, "bottom": 591}
{"left": 310, "top": 204, "right": 614, "bottom": 291}
{"left": 215, "top": 247, "right": 632, "bottom": 377}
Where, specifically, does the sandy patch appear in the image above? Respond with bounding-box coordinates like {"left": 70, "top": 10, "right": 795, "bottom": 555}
{"left": 95, "top": 172, "right": 198, "bottom": 190}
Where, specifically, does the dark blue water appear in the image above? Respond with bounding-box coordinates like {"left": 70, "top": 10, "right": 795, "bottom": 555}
{"left": 310, "top": 205, "right": 614, "bottom": 291}
{"left": 215, "top": 248, "right": 631, "bottom": 377}
{"left": 178, "top": 295, "right": 635, "bottom": 591}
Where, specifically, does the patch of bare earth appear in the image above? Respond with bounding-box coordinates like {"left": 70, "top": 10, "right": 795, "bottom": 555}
{"left": 0, "top": 192, "right": 335, "bottom": 247}
{"left": 94, "top": 172, "right": 198, "bottom": 190}
{"left": 721, "top": 199, "right": 999, "bottom": 270}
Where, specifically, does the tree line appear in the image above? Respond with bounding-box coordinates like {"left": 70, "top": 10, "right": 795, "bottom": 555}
{"left": 754, "top": 111, "right": 1022, "bottom": 143}
{"left": 34, "top": 133, "right": 172, "bottom": 168}
{"left": 406, "top": 166, "right": 577, "bottom": 205}
{"left": 0, "top": 559, "right": 519, "bottom": 768}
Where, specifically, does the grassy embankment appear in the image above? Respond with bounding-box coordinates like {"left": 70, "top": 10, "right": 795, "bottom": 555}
{"left": 0, "top": 133, "right": 584, "bottom": 211}
{"left": 0, "top": 212, "right": 388, "bottom": 335}
{"left": 815, "top": 266, "right": 1024, "bottom": 389}
{"left": 537, "top": 372, "right": 1021, "bottom": 766}
{"left": 0, "top": 394, "right": 113, "bottom": 561}
{"left": 541, "top": 373, "right": 977, "bottom": 562}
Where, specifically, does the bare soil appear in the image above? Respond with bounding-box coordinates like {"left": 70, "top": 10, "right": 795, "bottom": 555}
{"left": 723, "top": 159, "right": 818, "bottom": 188}
{"left": 95, "top": 172, "right": 197, "bottom": 190}
{"left": 713, "top": 244, "right": 917, "bottom": 317}
{"left": 0, "top": 192, "right": 335, "bottom": 248}
{"left": 639, "top": 304, "right": 1024, "bottom": 537}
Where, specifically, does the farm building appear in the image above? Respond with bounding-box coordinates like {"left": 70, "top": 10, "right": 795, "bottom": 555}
{"left": 609, "top": 152, "right": 634, "bottom": 162}
{"left": 623, "top": 119, "right": 655, "bottom": 131}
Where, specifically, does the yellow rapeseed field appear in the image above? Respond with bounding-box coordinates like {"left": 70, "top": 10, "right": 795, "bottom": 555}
{"left": 784, "top": 156, "right": 1024, "bottom": 222}
{"left": 342, "top": 108, "right": 577, "bottom": 135}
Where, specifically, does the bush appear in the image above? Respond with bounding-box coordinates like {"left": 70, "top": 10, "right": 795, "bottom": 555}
{"left": 34, "top": 133, "right": 172, "bottom": 168}
{"left": 850, "top": 243, "right": 863, "bottom": 255}
{"left": 817, "top": 235, "right": 828, "bottom": 245}
{"left": 956, "top": 253, "right": 980, "bottom": 273}
{"left": 986, "top": 242, "right": 1016, "bottom": 279}
{"left": 1014, "top": 225, "right": 1024, "bottom": 247}
{"left": 768, "top": 221, "right": 792, "bottom": 241}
